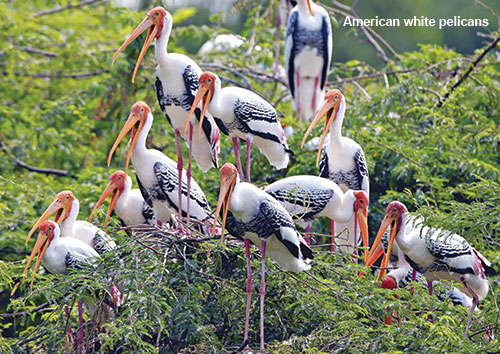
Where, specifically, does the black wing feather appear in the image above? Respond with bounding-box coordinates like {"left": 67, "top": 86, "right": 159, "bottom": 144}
{"left": 65, "top": 252, "right": 95, "bottom": 270}
{"left": 136, "top": 175, "right": 153, "bottom": 207}
{"left": 286, "top": 11, "right": 298, "bottom": 98}
{"left": 320, "top": 15, "right": 330, "bottom": 90}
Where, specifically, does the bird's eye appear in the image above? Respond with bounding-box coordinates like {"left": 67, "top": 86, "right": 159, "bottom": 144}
{"left": 208, "top": 78, "right": 212, "bottom": 83}
{"left": 66, "top": 195, "right": 69, "bottom": 199}
{"left": 156, "top": 12, "right": 160, "bottom": 16}
{"left": 141, "top": 108, "right": 144, "bottom": 112}
{"left": 48, "top": 226, "right": 52, "bottom": 231}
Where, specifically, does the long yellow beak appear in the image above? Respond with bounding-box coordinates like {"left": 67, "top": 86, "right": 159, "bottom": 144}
{"left": 356, "top": 207, "right": 369, "bottom": 263}
{"left": 183, "top": 84, "right": 212, "bottom": 143}
{"left": 112, "top": 16, "right": 157, "bottom": 83}
{"left": 306, "top": 0, "right": 314, "bottom": 16}
{"left": 25, "top": 200, "right": 65, "bottom": 246}
{"left": 212, "top": 178, "right": 235, "bottom": 245}
{"left": 367, "top": 215, "right": 398, "bottom": 281}
{"left": 300, "top": 99, "right": 337, "bottom": 166}
{"left": 22, "top": 230, "right": 51, "bottom": 283}
{"left": 89, "top": 182, "right": 120, "bottom": 227}
{"left": 107, "top": 112, "right": 142, "bottom": 175}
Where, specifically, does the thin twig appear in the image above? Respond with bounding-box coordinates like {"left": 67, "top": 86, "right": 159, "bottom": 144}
{"left": 2, "top": 70, "right": 109, "bottom": 79}
{"left": 32, "top": 0, "right": 104, "bottom": 18}
{"left": 14, "top": 45, "right": 58, "bottom": 58}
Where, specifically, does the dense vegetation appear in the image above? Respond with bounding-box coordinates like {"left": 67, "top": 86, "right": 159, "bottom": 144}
{"left": 1, "top": 1, "right": 499, "bottom": 352}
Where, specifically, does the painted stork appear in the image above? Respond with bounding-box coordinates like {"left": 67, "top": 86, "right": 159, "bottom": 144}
{"left": 263, "top": 175, "right": 368, "bottom": 261}
{"left": 213, "top": 163, "right": 313, "bottom": 352}
{"left": 89, "top": 170, "right": 155, "bottom": 227}
{"left": 25, "top": 191, "right": 116, "bottom": 255}
{"left": 185, "top": 71, "right": 293, "bottom": 182}
{"left": 370, "top": 201, "right": 495, "bottom": 339}
{"left": 107, "top": 101, "right": 212, "bottom": 231}
{"left": 301, "top": 89, "right": 369, "bottom": 251}
{"left": 112, "top": 6, "right": 220, "bottom": 232}
{"left": 285, "top": 0, "right": 332, "bottom": 121}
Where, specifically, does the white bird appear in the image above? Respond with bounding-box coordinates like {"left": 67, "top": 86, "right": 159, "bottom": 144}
{"left": 185, "top": 71, "right": 293, "bottom": 182}
{"left": 213, "top": 163, "right": 313, "bottom": 352}
{"left": 89, "top": 170, "right": 155, "bottom": 227}
{"left": 263, "top": 175, "right": 368, "bottom": 261}
{"left": 25, "top": 191, "right": 116, "bottom": 255}
{"left": 112, "top": 6, "right": 220, "bottom": 232}
{"left": 369, "top": 201, "right": 495, "bottom": 339}
{"left": 301, "top": 89, "right": 369, "bottom": 251}
{"left": 107, "top": 101, "right": 212, "bottom": 229}
{"left": 285, "top": 0, "right": 332, "bottom": 121}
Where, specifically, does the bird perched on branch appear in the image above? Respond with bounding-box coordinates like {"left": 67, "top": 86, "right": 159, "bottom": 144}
{"left": 112, "top": 6, "right": 220, "bottom": 232}
{"left": 89, "top": 170, "right": 155, "bottom": 227}
{"left": 185, "top": 71, "right": 292, "bottom": 182}
{"left": 369, "top": 201, "right": 496, "bottom": 339}
{"left": 285, "top": 0, "right": 332, "bottom": 121}
{"left": 213, "top": 163, "right": 313, "bottom": 352}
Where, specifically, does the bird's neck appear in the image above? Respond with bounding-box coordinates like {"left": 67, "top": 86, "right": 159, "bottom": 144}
{"left": 132, "top": 113, "right": 153, "bottom": 160}
{"left": 329, "top": 98, "right": 346, "bottom": 147}
{"left": 155, "top": 14, "right": 173, "bottom": 64}
{"left": 207, "top": 79, "right": 223, "bottom": 118}
{"left": 395, "top": 213, "right": 409, "bottom": 250}
{"left": 117, "top": 177, "right": 132, "bottom": 211}
{"left": 60, "top": 199, "right": 79, "bottom": 236}
{"left": 331, "top": 189, "right": 356, "bottom": 223}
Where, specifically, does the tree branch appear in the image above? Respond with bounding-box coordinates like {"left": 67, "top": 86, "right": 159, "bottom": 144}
{"left": 0, "top": 138, "right": 75, "bottom": 178}
{"left": 14, "top": 45, "right": 58, "bottom": 58}
{"left": 32, "top": 0, "right": 104, "bottom": 18}
{"left": 1, "top": 70, "right": 109, "bottom": 79}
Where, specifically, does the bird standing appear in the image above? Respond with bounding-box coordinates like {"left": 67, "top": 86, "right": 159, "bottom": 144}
{"left": 107, "top": 101, "right": 212, "bottom": 230}
{"left": 264, "top": 175, "right": 369, "bottom": 261}
{"left": 26, "top": 191, "right": 116, "bottom": 255}
{"left": 112, "top": 6, "right": 220, "bottom": 232}
{"left": 213, "top": 163, "right": 313, "bottom": 352}
{"left": 285, "top": 0, "right": 332, "bottom": 121}
{"left": 89, "top": 170, "right": 155, "bottom": 227}
{"left": 185, "top": 71, "right": 292, "bottom": 182}
{"left": 369, "top": 201, "right": 495, "bottom": 339}
{"left": 301, "top": 89, "right": 369, "bottom": 251}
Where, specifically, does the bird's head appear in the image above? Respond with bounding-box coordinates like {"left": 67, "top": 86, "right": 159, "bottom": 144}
{"left": 89, "top": 170, "right": 127, "bottom": 227}
{"left": 368, "top": 201, "right": 408, "bottom": 281}
{"left": 107, "top": 101, "right": 151, "bottom": 175}
{"left": 25, "top": 191, "right": 75, "bottom": 246}
{"left": 112, "top": 6, "right": 169, "bottom": 83}
{"left": 353, "top": 190, "right": 369, "bottom": 263}
{"left": 213, "top": 163, "right": 238, "bottom": 245}
{"left": 23, "top": 220, "right": 58, "bottom": 283}
{"left": 301, "top": 89, "right": 344, "bottom": 166}
{"left": 184, "top": 71, "right": 218, "bottom": 141}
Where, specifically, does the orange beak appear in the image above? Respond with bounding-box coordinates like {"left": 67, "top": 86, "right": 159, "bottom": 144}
{"left": 107, "top": 111, "right": 143, "bottom": 175}
{"left": 22, "top": 228, "right": 52, "bottom": 284}
{"left": 306, "top": 0, "right": 314, "bottom": 16}
{"left": 356, "top": 206, "right": 369, "bottom": 263}
{"left": 183, "top": 82, "right": 212, "bottom": 143}
{"left": 368, "top": 215, "right": 398, "bottom": 281}
{"left": 89, "top": 182, "right": 121, "bottom": 227}
{"left": 25, "top": 199, "right": 69, "bottom": 246}
{"left": 112, "top": 15, "right": 158, "bottom": 83}
{"left": 212, "top": 171, "right": 236, "bottom": 245}
{"left": 300, "top": 97, "right": 340, "bottom": 166}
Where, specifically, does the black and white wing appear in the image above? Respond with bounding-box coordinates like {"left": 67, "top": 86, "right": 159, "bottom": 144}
{"left": 141, "top": 201, "right": 155, "bottom": 225}
{"left": 65, "top": 251, "right": 97, "bottom": 271}
{"left": 136, "top": 175, "right": 153, "bottom": 208}
{"left": 284, "top": 10, "right": 299, "bottom": 99}
{"left": 319, "top": 147, "right": 329, "bottom": 179}
{"left": 153, "top": 161, "right": 211, "bottom": 219}
{"left": 353, "top": 149, "right": 369, "bottom": 195}
{"left": 92, "top": 229, "right": 116, "bottom": 254}
{"left": 319, "top": 12, "right": 332, "bottom": 91}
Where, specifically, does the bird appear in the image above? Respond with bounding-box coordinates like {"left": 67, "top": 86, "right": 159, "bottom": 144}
{"left": 213, "top": 163, "right": 313, "bottom": 352}
{"left": 301, "top": 89, "right": 369, "bottom": 251}
{"left": 369, "top": 201, "right": 495, "bottom": 339}
{"left": 285, "top": 0, "right": 332, "bottom": 121}
{"left": 263, "top": 175, "right": 369, "bottom": 261}
{"left": 22, "top": 220, "right": 119, "bottom": 352}
{"left": 112, "top": 6, "right": 220, "bottom": 232}
{"left": 184, "top": 71, "right": 293, "bottom": 182}
{"left": 107, "top": 101, "right": 212, "bottom": 232}
{"left": 25, "top": 191, "right": 116, "bottom": 255}
{"left": 88, "top": 170, "right": 155, "bottom": 227}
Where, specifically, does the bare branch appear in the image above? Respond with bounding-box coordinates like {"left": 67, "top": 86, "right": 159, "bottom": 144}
{"left": 14, "top": 45, "right": 58, "bottom": 58}
{"left": 32, "top": 0, "right": 104, "bottom": 18}
{"left": 1, "top": 70, "right": 109, "bottom": 79}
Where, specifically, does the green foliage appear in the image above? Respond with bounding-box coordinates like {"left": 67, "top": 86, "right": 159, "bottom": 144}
{"left": 0, "top": 1, "right": 499, "bottom": 353}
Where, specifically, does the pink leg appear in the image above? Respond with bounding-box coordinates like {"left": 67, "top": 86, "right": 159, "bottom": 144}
{"left": 65, "top": 305, "right": 73, "bottom": 341}
{"left": 174, "top": 129, "right": 184, "bottom": 232}
{"left": 246, "top": 139, "right": 251, "bottom": 183}
{"left": 330, "top": 220, "right": 336, "bottom": 252}
{"left": 77, "top": 300, "right": 84, "bottom": 354}
{"left": 259, "top": 240, "right": 267, "bottom": 353}
{"left": 296, "top": 69, "right": 302, "bottom": 122}
{"left": 412, "top": 269, "right": 417, "bottom": 282}
{"left": 311, "top": 76, "right": 319, "bottom": 114}
{"left": 304, "top": 224, "right": 311, "bottom": 246}
{"left": 462, "top": 280, "right": 479, "bottom": 340}
{"left": 427, "top": 281, "right": 433, "bottom": 296}
{"left": 243, "top": 239, "right": 252, "bottom": 349}
{"left": 185, "top": 123, "right": 193, "bottom": 236}
{"left": 232, "top": 137, "right": 245, "bottom": 182}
